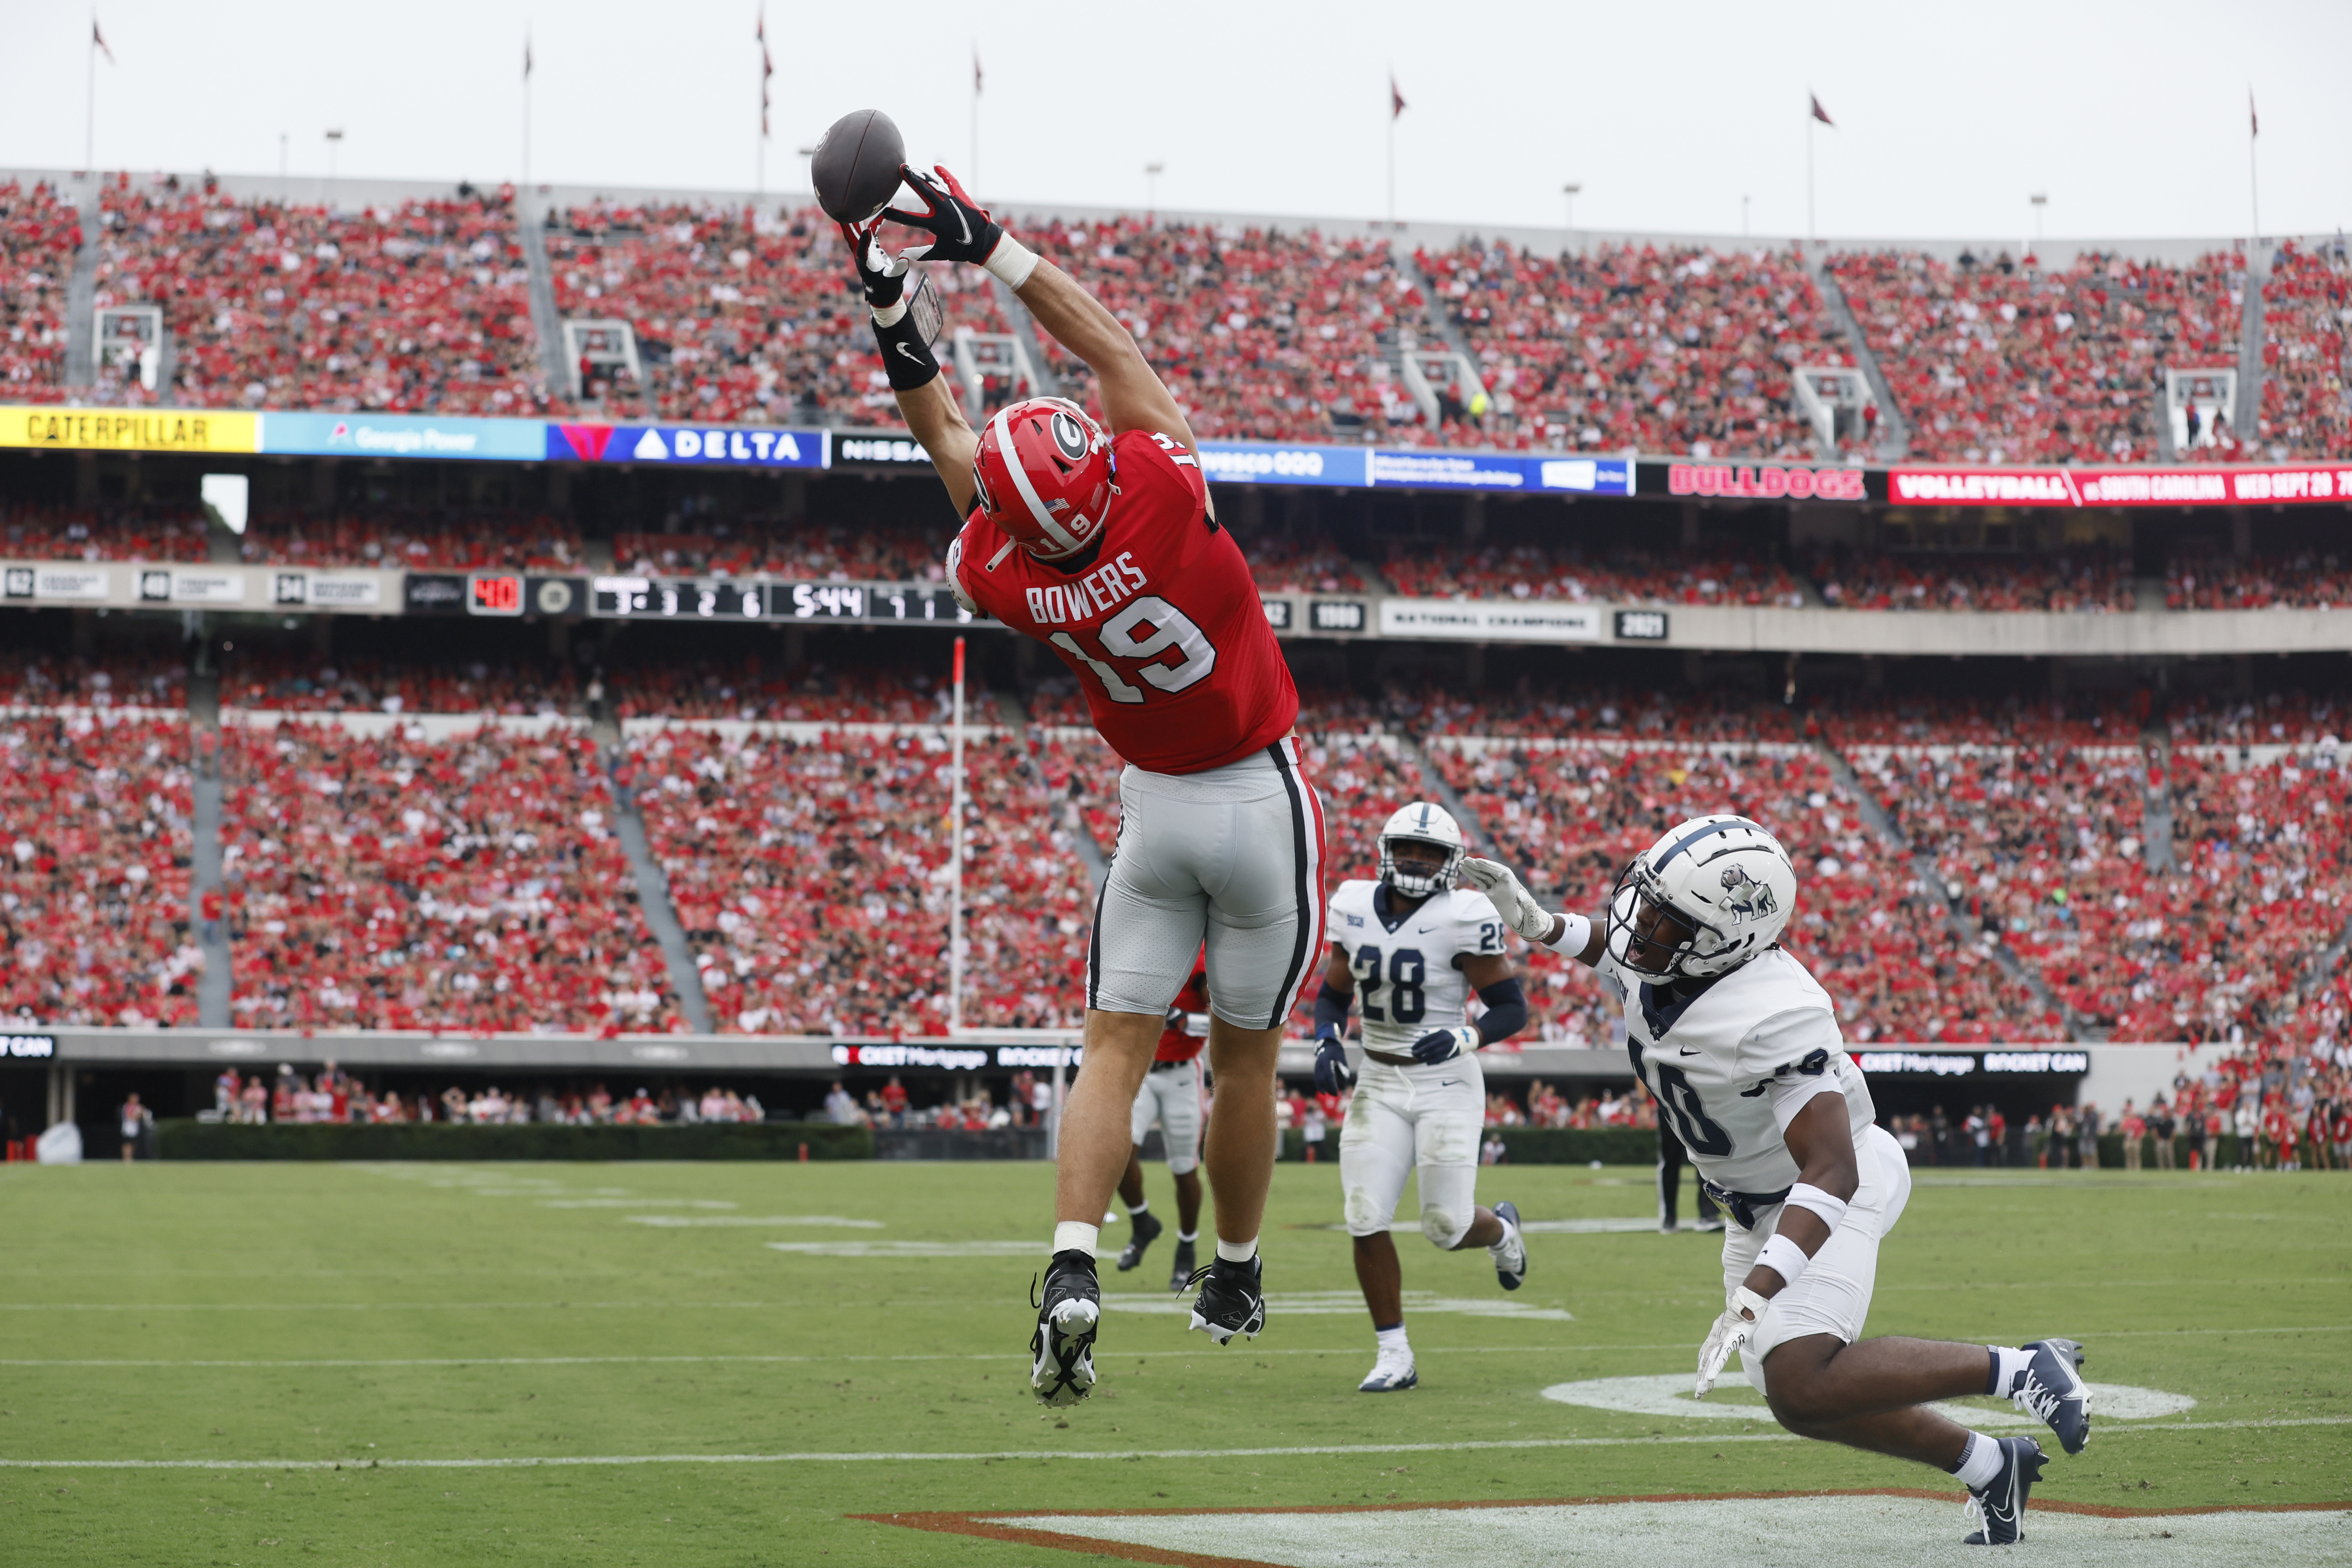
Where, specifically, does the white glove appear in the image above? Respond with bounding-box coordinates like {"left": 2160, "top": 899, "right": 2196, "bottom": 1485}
{"left": 1695, "top": 1285, "right": 1770, "bottom": 1398}
{"left": 1460, "top": 857, "right": 1554, "bottom": 943}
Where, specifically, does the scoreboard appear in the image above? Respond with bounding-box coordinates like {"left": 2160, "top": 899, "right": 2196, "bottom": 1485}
{"left": 589, "top": 576, "right": 981, "bottom": 626}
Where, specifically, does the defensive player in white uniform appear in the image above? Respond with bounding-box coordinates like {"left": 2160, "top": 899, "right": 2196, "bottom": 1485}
{"left": 1464, "top": 816, "right": 2091, "bottom": 1547}
{"left": 1312, "top": 804, "right": 1531, "bottom": 1394}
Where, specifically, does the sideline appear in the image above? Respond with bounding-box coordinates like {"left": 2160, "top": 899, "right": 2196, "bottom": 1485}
{"left": 3, "top": 1415, "right": 2347, "bottom": 1469}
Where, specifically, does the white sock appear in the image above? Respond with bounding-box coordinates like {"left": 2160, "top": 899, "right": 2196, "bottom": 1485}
{"left": 1177, "top": 1229, "right": 1198, "bottom": 1242}
{"left": 1053, "top": 1221, "right": 1101, "bottom": 1258}
{"left": 1215, "top": 1236, "right": 1258, "bottom": 1264}
{"left": 1375, "top": 1324, "right": 1410, "bottom": 1357}
{"left": 1127, "top": 1199, "right": 1149, "bottom": 1218}
{"left": 1988, "top": 1344, "right": 2034, "bottom": 1398}
{"left": 1950, "top": 1431, "right": 2005, "bottom": 1490}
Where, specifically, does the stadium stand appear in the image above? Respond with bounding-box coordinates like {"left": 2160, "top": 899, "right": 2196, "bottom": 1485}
{"left": 608, "top": 662, "right": 959, "bottom": 724}
{"left": 1384, "top": 540, "right": 1807, "bottom": 606}
{"left": 90, "top": 177, "right": 553, "bottom": 414}
{"left": 1829, "top": 248, "right": 2243, "bottom": 464}
{"left": 0, "top": 652, "right": 187, "bottom": 709}
{"left": 625, "top": 723, "right": 1091, "bottom": 1033}
{"left": 2165, "top": 550, "right": 2352, "bottom": 610}
{"left": 610, "top": 521, "right": 946, "bottom": 581}
{"left": 1417, "top": 238, "right": 1852, "bottom": 457}
{"left": 220, "top": 721, "right": 678, "bottom": 1033}
{"left": 0, "top": 179, "right": 79, "bottom": 402}
{"left": 232, "top": 505, "right": 584, "bottom": 571}
{"left": 218, "top": 652, "right": 582, "bottom": 716}
{"left": 1808, "top": 547, "right": 2136, "bottom": 612}
{"left": 0, "top": 712, "right": 201, "bottom": 1028}
{"left": 2, "top": 502, "right": 210, "bottom": 564}
{"left": 2255, "top": 239, "right": 2350, "bottom": 461}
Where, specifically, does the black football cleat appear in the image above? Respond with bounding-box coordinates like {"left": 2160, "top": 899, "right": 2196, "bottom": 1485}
{"left": 2012, "top": 1338, "right": 2091, "bottom": 1455}
{"left": 1115, "top": 1209, "right": 1164, "bottom": 1272}
{"left": 1185, "top": 1254, "right": 1267, "bottom": 1344}
{"left": 1962, "top": 1436, "right": 2047, "bottom": 1545}
{"left": 1029, "top": 1249, "right": 1101, "bottom": 1406}
{"left": 1489, "top": 1200, "right": 1527, "bottom": 1291}
{"left": 1166, "top": 1237, "right": 1196, "bottom": 1295}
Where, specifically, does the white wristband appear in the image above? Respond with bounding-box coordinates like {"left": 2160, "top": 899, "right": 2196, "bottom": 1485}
{"left": 870, "top": 298, "right": 910, "bottom": 328}
{"left": 1755, "top": 1231, "right": 1811, "bottom": 1291}
{"left": 1546, "top": 911, "right": 1593, "bottom": 956}
{"left": 1784, "top": 1181, "right": 1849, "bottom": 1234}
{"left": 984, "top": 234, "right": 1040, "bottom": 289}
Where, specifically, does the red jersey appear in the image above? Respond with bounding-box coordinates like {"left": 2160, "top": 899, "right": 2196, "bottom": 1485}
{"left": 954, "top": 427, "right": 1297, "bottom": 774}
{"left": 1156, "top": 949, "right": 1210, "bottom": 1063}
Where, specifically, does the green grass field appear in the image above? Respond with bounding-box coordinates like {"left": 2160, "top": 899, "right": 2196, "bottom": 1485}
{"left": 2, "top": 1158, "right": 2347, "bottom": 1566}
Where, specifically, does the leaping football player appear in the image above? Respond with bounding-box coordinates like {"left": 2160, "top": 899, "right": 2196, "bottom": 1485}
{"left": 1312, "top": 803, "right": 1530, "bottom": 1394}
{"left": 1116, "top": 947, "right": 1208, "bottom": 1292}
{"left": 1463, "top": 817, "right": 2091, "bottom": 1547}
{"left": 841, "top": 168, "right": 1323, "bottom": 1407}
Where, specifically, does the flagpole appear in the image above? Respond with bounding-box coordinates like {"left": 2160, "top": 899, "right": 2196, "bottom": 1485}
{"left": 2247, "top": 90, "right": 2260, "bottom": 250}
{"left": 521, "top": 34, "right": 531, "bottom": 190}
{"left": 970, "top": 42, "right": 980, "bottom": 186}
{"left": 1806, "top": 110, "right": 1815, "bottom": 247}
{"left": 84, "top": 16, "right": 96, "bottom": 172}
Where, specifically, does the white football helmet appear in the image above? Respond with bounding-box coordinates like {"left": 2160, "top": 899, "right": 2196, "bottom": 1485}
{"left": 1378, "top": 802, "right": 1465, "bottom": 897}
{"left": 1605, "top": 814, "right": 1796, "bottom": 981}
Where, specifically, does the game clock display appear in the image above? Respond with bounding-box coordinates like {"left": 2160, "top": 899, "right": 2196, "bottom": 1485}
{"left": 590, "top": 575, "right": 981, "bottom": 626}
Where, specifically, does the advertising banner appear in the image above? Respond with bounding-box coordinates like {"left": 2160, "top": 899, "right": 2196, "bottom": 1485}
{"left": 1660, "top": 461, "right": 1870, "bottom": 502}
{"left": 1887, "top": 466, "right": 2352, "bottom": 508}
{"left": 1378, "top": 598, "right": 1605, "bottom": 642}
{"left": 0, "top": 406, "right": 257, "bottom": 454}
{"left": 1198, "top": 441, "right": 1368, "bottom": 488}
{"left": 4, "top": 566, "right": 110, "bottom": 601}
{"left": 137, "top": 568, "right": 246, "bottom": 605}
{"left": 269, "top": 571, "right": 386, "bottom": 609}
{"left": 259, "top": 412, "right": 547, "bottom": 462}
{"left": 546, "top": 422, "right": 828, "bottom": 469}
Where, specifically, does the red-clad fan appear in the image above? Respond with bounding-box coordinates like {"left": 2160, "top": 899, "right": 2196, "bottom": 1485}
{"left": 1113, "top": 947, "right": 1209, "bottom": 1292}
{"left": 840, "top": 165, "right": 1323, "bottom": 1404}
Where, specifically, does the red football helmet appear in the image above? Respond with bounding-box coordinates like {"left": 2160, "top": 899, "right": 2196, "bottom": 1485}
{"left": 970, "top": 397, "right": 1116, "bottom": 560}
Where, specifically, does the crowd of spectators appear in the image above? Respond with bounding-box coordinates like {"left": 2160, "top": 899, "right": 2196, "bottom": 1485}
{"left": 0, "top": 180, "right": 78, "bottom": 402}
{"left": 1418, "top": 239, "right": 1850, "bottom": 456}
{"left": 207, "top": 1063, "right": 770, "bottom": 1125}
{"left": 1808, "top": 547, "right": 2135, "bottom": 612}
{"left": 2, "top": 502, "right": 210, "bottom": 563}
{"left": 1382, "top": 540, "right": 1807, "bottom": 606}
{"left": 218, "top": 653, "right": 583, "bottom": 716}
{"left": 611, "top": 520, "right": 947, "bottom": 581}
{"left": 610, "top": 661, "right": 963, "bottom": 724}
{"left": 626, "top": 723, "right": 1091, "bottom": 1034}
{"left": 1830, "top": 247, "right": 2243, "bottom": 465}
{"left": 220, "top": 720, "right": 678, "bottom": 1033}
{"left": 235, "top": 507, "right": 584, "bottom": 571}
{"left": 0, "top": 653, "right": 186, "bottom": 710}
{"left": 92, "top": 175, "right": 554, "bottom": 415}
{"left": 2254, "top": 240, "right": 2349, "bottom": 461}
{"left": 1241, "top": 530, "right": 1369, "bottom": 594}
{"left": 2164, "top": 551, "right": 2352, "bottom": 611}
{"left": 0, "top": 712, "right": 201, "bottom": 1028}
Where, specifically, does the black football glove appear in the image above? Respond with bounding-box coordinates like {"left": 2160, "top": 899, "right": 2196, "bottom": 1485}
{"left": 1164, "top": 1002, "right": 1186, "bottom": 1031}
{"left": 884, "top": 164, "right": 1006, "bottom": 267}
{"left": 1408, "top": 1026, "right": 1481, "bottom": 1066}
{"left": 1312, "top": 1034, "right": 1357, "bottom": 1097}
{"left": 839, "top": 220, "right": 919, "bottom": 312}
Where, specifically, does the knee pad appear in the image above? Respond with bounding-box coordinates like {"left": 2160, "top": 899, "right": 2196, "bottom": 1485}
{"left": 1343, "top": 1184, "right": 1388, "bottom": 1237}
{"left": 1420, "top": 1203, "right": 1469, "bottom": 1250}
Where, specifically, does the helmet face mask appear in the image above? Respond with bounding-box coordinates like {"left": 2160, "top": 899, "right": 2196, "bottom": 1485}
{"left": 1377, "top": 802, "right": 1466, "bottom": 899}
{"left": 1604, "top": 815, "right": 1797, "bottom": 983}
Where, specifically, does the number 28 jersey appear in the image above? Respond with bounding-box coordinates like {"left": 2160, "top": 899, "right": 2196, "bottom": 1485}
{"left": 1326, "top": 880, "right": 1506, "bottom": 1053}
{"left": 951, "top": 428, "right": 1297, "bottom": 775}
{"left": 1597, "top": 947, "right": 1878, "bottom": 1194}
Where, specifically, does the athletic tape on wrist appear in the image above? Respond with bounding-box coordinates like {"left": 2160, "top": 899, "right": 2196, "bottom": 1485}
{"left": 1547, "top": 911, "right": 1593, "bottom": 956}
{"left": 984, "top": 235, "right": 1040, "bottom": 289}
{"left": 1785, "top": 1181, "right": 1849, "bottom": 1233}
{"left": 1755, "top": 1232, "right": 1810, "bottom": 1291}
{"left": 870, "top": 298, "right": 910, "bottom": 328}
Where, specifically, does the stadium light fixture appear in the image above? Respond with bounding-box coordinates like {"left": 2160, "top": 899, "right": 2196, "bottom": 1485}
{"left": 200, "top": 474, "right": 249, "bottom": 536}
{"left": 325, "top": 128, "right": 344, "bottom": 184}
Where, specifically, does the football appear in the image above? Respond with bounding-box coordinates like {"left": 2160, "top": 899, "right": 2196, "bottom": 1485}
{"left": 811, "top": 108, "right": 907, "bottom": 224}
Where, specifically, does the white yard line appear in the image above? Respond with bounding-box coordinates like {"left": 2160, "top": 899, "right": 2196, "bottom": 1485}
{"left": 4, "top": 1416, "right": 2346, "bottom": 1470}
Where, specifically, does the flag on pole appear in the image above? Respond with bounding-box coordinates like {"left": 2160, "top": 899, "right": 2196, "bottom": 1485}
{"left": 1810, "top": 92, "right": 1834, "bottom": 127}
{"left": 523, "top": 35, "right": 532, "bottom": 80}
{"left": 92, "top": 19, "right": 115, "bottom": 64}
{"left": 757, "top": 8, "right": 773, "bottom": 138}
{"left": 974, "top": 47, "right": 983, "bottom": 95}
{"left": 2247, "top": 88, "right": 2257, "bottom": 137}
{"left": 1391, "top": 72, "right": 1406, "bottom": 119}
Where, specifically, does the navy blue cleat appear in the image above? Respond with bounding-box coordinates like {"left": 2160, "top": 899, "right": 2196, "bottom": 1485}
{"left": 1115, "top": 1209, "right": 1164, "bottom": 1272}
{"left": 1962, "top": 1436, "right": 2047, "bottom": 1545}
{"left": 2013, "top": 1338, "right": 2091, "bottom": 1455}
{"left": 1489, "top": 1201, "right": 1527, "bottom": 1291}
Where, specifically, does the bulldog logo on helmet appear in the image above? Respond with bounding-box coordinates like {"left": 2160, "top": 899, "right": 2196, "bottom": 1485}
{"left": 1720, "top": 865, "right": 1777, "bottom": 924}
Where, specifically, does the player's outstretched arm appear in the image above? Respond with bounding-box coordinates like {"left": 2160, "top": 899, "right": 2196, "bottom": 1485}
{"left": 885, "top": 165, "right": 1197, "bottom": 452}
{"left": 1459, "top": 858, "right": 1603, "bottom": 966}
{"left": 840, "top": 219, "right": 979, "bottom": 511}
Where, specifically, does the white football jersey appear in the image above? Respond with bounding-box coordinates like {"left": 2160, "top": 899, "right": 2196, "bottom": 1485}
{"left": 1596, "top": 947, "right": 1877, "bottom": 1194}
{"left": 1326, "top": 879, "right": 1507, "bottom": 1052}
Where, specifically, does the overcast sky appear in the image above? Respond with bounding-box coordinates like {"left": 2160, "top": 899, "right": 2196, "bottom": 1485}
{"left": 4, "top": 0, "right": 2346, "bottom": 243}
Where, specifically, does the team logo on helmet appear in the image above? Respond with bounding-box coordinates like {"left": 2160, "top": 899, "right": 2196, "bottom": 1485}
{"left": 1719, "top": 865, "right": 1777, "bottom": 924}
{"left": 1050, "top": 410, "right": 1090, "bottom": 462}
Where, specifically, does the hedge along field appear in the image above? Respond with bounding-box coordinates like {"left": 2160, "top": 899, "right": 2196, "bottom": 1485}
{"left": 1, "top": 1160, "right": 2346, "bottom": 1567}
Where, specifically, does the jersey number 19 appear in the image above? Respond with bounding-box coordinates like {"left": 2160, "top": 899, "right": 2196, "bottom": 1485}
{"left": 1050, "top": 595, "right": 1218, "bottom": 706}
